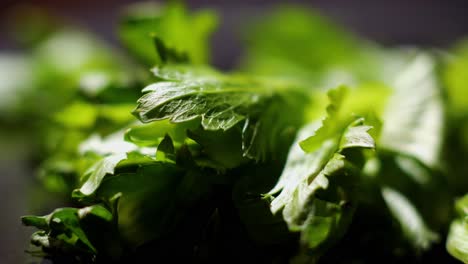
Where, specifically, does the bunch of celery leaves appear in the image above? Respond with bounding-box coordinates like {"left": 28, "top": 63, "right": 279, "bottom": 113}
{"left": 2, "top": 2, "right": 468, "bottom": 263}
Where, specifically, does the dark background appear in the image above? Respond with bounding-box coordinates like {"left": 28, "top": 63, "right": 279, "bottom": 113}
{"left": 2, "top": 0, "right": 468, "bottom": 69}
{"left": 1, "top": 0, "right": 468, "bottom": 263}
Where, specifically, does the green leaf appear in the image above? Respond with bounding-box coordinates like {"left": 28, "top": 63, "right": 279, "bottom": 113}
{"left": 155, "top": 134, "right": 176, "bottom": 162}
{"left": 300, "top": 86, "right": 378, "bottom": 154}
{"left": 119, "top": 1, "right": 217, "bottom": 66}
{"left": 49, "top": 208, "right": 97, "bottom": 252}
{"left": 79, "top": 153, "right": 128, "bottom": 196}
{"left": 447, "top": 220, "right": 468, "bottom": 263}
{"left": 53, "top": 101, "right": 98, "bottom": 128}
{"left": 447, "top": 194, "right": 468, "bottom": 263}
{"left": 242, "top": 6, "right": 369, "bottom": 73}
{"left": 267, "top": 123, "right": 335, "bottom": 215}
{"left": 381, "top": 186, "right": 439, "bottom": 250}
{"left": 78, "top": 204, "right": 113, "bottom": 222}
{"left": 339, "top": 123, "right": 375, "bottom": 150}
{"left": 95, "top": 163, "right": 185, "bottom": 246}
{"left": 295, "top": 197, "right": 356, "bottom": 263}
{"left": 30, "top": 231, "right": 50, "bottom": 249}
{"left": 21, "top": 215, "right": 49, "bottom": 230}
{"left": 133, "top": 65, "right": 309, "bottom": 160}
{"left": 76, "top": 131, "right": 161, "bottom": 197}
{"left": 379, "top": 54, "right": 444, "bottom": 169}
{"left": 299, "top": 86, "right": 348, "bottom": 153}
{"left": 266, "top": 114, "right": 374, "bottom": 257}
{"left": 22, "top": 204, "right": 116, "bottom": 259}
{"left": 97, "top": 104, "right": 137, "bottom": 125}
{"left": 133, "top": 66, "right": 252, "bottom": 128}
{"left": 33, "top": 30, "right": 132, "bottom": 102}
{"left": 241, "top": 5, "right": 383, "bottom": 87}
{"left": 23, "top": 207, "right": 97, "bottom": 253}
{"left": 187, "top": 127, "right": 245, "bottom": 169}
{"left": 269, "top": 118, "right": 374, "bottom": 215}
{"left": 124, "top": 119, "right": 197, "bottom": 147}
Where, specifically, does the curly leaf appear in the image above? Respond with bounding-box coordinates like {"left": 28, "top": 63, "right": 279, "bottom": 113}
{"left": 266, "top": 115, "right": 374, "bottom": 258}
{"left": 447, "top": 194, "right": 468, "bottom": 263}
{"left": 133, "top": 65, "right": 309, "bottom": 160}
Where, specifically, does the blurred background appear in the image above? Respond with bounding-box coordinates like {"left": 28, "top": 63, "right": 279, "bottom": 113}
{"left": 2, "top": 0, "right": 468, "bottom": 69}
{"left": 1, "top": 0, "right": 468, "bottom": 263}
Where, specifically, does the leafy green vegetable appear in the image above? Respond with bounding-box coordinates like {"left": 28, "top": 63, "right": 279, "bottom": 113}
{"left": 447, "top": 194, "right": 468, "bottom": 263}
{"left": 119, "top": 1, "right": 217, "bottom": 66}
{"left": 133, "top": 65, "right": 310, "bottom": 161}
{"left": 79, "top": 153, "right": 128, "bottom": 196}
{"left": 379, "top": 54, "right": 444, "bottom": 169}
{"left": 241, "top": 5, "right": 385, "bottom": 89}
{"left": 265, "top": 88, "right": 375, "bottom": 260}
{"left": 11, "top": 2, "right": 467, "bottom": 263}
{"left": 22, "top": 205, "right": 113, "bottom": 255}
